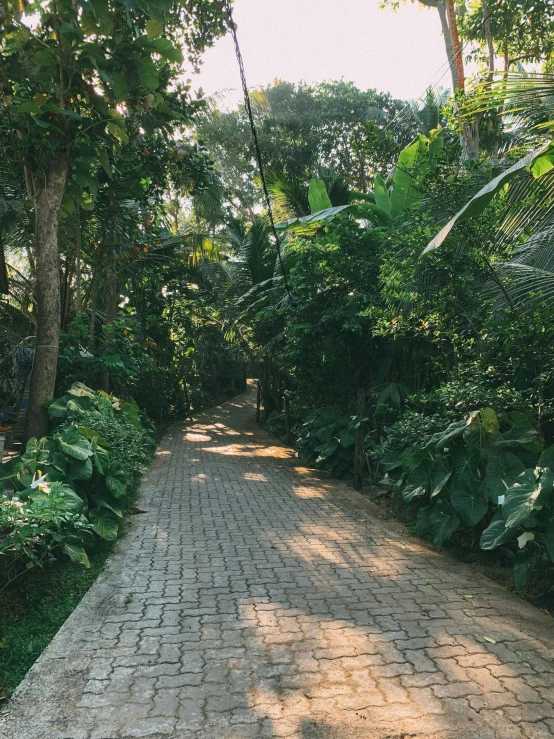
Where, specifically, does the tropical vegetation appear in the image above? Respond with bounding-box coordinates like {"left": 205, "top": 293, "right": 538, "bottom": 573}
{"left": 3, "top": 0, "right": 554, "bottom": 692}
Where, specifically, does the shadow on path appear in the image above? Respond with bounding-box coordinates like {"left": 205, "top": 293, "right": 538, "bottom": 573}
{"left": 2, "top": 384, "right": 554, "bottom": 739}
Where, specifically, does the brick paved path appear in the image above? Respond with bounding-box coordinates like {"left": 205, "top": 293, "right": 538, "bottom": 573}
{"left": 3, "top": 385, "right": 554, "bottom": 739}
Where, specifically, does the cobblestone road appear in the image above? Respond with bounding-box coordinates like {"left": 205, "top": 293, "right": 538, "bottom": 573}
{"left": 3, "top": 385, "right": 554, "bottom": 739}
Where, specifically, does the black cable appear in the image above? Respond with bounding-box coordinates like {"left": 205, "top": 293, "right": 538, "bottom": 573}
{"left": 223, "top": 0, "right": 293, "bottom": 300}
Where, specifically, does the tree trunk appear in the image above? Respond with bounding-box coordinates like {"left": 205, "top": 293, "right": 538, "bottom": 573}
{"left": 61, "top": 250, "right": 71, "bottom": 330}
{"left": 101, "top": 242, "right": 117, "bottom": 392}
{"left": 105, "top": 245, "right": 117, "bottom": 326}
{"left": 0, "top": 234, "right": 9, "bottom": 294}
{"left": 482, "top": 0, "right": 495, "bottom": 74}
{"left": 74, "top": 200, "right": 82, "bottom": 314}
{"left": 444, "top": 0, "right": 482, "bottom": 161}
{"left": 445, "top": 0, "right": 464, "bottom": 91}
{"left": 462, "top": 117, "right": 482, "bottom": 161}
{"left": 26, "top": 150, "right": 70, "bottom": 440}
{"left": 284, "top": 392, "right": 292, "bottom": 444}
{"left": 90, "top": 282, "right": 97, "bottom": 342}
{"left": 436, "top": 1, "right": 459, "bottom": 90}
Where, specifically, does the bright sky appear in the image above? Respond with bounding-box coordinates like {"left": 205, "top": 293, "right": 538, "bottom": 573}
{"left": 193, "top": 0, "right": 453, "bottom": 107}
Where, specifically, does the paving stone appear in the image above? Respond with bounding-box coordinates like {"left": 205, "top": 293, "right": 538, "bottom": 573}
{"left": 2, "top": 384, "right": 554, "bottom": 739}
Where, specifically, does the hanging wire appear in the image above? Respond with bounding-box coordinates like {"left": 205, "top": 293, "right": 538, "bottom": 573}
{"left": 223, "top": 0, "right": 293, "bottom": 301}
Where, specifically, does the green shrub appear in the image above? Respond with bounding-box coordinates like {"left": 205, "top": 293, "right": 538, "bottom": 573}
{"left": 0, "top": 383, "right": 155, "bottom": 589}
{"left": 376, "top": 407, "right": 554, "bottom": 587}
{"left": 295, "top": 406, "right": 357, "bottom": 477}
{"left": 0, "top": 479, "right": 92, "bottom": 593}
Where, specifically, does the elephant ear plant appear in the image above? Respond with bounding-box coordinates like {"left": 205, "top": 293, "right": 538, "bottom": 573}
{"left": 379, "top": 407, "right": 554, "bottom": 587}
{"left": 0, "top": 383, "right": 155, "bottom": 590}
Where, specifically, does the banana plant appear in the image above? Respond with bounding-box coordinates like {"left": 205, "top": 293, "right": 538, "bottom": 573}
{"left": 276, "top": 134, "right": 444, "bottom": 234}
{"left": 423, "top": 141, "right": 554, "bottom": 254}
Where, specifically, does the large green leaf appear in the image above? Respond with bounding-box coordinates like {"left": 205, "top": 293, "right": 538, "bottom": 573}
{"left": 464, "top": 408, "right": 500, "bottom": 444}
{"left": 308, "top": 179, "right": 332, "bottom": 213}
{"left": 106, "top": 468, "right": 127, "bottom": 498}
{"left": 315, "top": 439, "right": 339, "bottom": 460}
{"left": 66, "top": 456, "right": 93, "bottom": 481}
{"left": 428, "top": 509, "right": 460, "bottom": 546}
{"left": 275, "top": 205, "right": 350, "bottom": 231}
{"left": 145, "top": 18, "right": 164, "bottom": 38}
{"left": 539, "top": 445, "right": 554, "bottom": 468}
{"left": 451, "top": 482, "right": 488, "bottom": 525}
{"left": 373, "top": 174, "right": 391, "bottom": 215}
{"left": 78, "top": 427, "right": 110, "bottom": 448}
{"left": 423, "top": 142, "right": 552, "bottom": 254}
{"left": 64, "top": 539, "right": 90, "bottom": 567}
{"left": 416, "top": 505, "right": 434, "bottom": 535}
{"left": 502, "top": 468, "right": 553, "bottom": 528}
{"left": 134, "top": 57, "right": 159, "bottom": 91}
{"left": 513, "top": 548, "right": 538, "bottom": 588}
{"left": 430, "top": 458, "right": 452, "bottom": 498}
{"left": 152, "top": 38, "right": 183, "bottom": 63}
{"left": 57, "top": 484, "right": 85, "bottom": 512}
{"left": 58, "top": 426, "right": 93, "bottom": 461}
{"left": 493, "top": 428, "right": 538, "bottom": 449}
{"left": 428, "top": 419, "right": 466, "bottom": 452}
{"left": 530, "top": 142, "right": 554, "bottom": 177}
{"left": 379, "top": 451, "right": 402, "bottom": 472}
{"left": 390, "top": 135, "right": 426, "bottom": 219}
{"left": 480, "top": 510, "right": 519, "bottom": 550}
{"left": 483, "top": 452, "right": 526, "bottom": 503}
{"left": 120, "top": 401, "right": 143, "bottom": 430}
{"left": 68, "top": 382, "right": 96, "bottom": 398}
{"left": 451, "top": 446, "right": 480, "bottom": 486}
{"left": 90, "top": 508, "right": 119, "bottom": 540}
{"left": 403, "top": 459, "right": 434, "bottom": 501}
{"left": 92, "top": 444, "right": 110, "bottom": 475}
{"left": 48, "top": 395, "right": 71, "bottom": 418}
{"left": 400, "top": 446, "right": 428, "bottom": 473}
{"left": 349, "top": 203, "right": 393, "bottom": 227}
{"left": 66, "top": 397, "right": 94, "bottom": 413}
{"left": 91, "top": 493, "right": 123, "bottom": 518}
{"left": 275, "top": 203, "right": 391, "bottom": 233}
{"left": 338, "top": 430, "right": 355, "bottom": 448}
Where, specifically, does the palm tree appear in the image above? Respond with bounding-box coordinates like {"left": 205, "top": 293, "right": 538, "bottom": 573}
{"left": 424, "top": 73, "right": 554, "bottom": 308}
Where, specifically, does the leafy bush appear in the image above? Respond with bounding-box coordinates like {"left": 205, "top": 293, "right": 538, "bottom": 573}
{"left": 0, "top": 480, "right": 92, "bottom": 592}
{"left": 266, "top": 411, "right": 287, "bottom": 438}
{"left": 0, "top": 383, "right": 154, "bottom": 588}
{"left": 377, "top": 407, "right": 554, "bottom": 587}
{"left": 372, "top": 410, "right": 454, "bottom": 457}
{"left": 296, "top": 406, "right": 356, "bottom": 476}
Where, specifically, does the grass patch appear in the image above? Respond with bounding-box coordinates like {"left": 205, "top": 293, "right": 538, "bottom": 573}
{"left": 0, "top": 480, "right": 140, "bottom": 698}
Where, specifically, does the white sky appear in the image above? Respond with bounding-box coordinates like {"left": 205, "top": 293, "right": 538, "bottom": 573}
{"left": 193, "top": 0, "right": 454, "bottom": 107}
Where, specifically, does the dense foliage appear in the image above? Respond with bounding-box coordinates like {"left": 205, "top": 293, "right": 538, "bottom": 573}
{"left": 0, "top": 383, "right": 154, "bottom": 590}
{"left": 4, "top": 0, "right": 554, "bottom": 601}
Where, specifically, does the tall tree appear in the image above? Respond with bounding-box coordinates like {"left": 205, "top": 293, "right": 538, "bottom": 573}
{"left": 198, "top": 81, "right": 416, "bottom": 214}
{"left": 0, "top": 0, "right": 227, "bottom": 438}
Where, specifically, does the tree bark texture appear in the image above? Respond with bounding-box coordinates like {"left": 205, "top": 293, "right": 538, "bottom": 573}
{"left": 74, "top": 200, "right": 82, "bottom": 314}
{"left": 445, "top": 0, "right": 465, "bottom": 91}
{"left": 101, "top": 242, "right": 117, "bottom": 392}
{"left": 26, "top": 150, "right": 70, "bottom": 440}
{"left": 462, "top": 118, "right": 482, "bottom": 161}
{"left": 0, "top": 235, "right": 9, "bottom": 294}
{"left": 482, "top": 0, "right": 495, "bottom": 73}
{"left": 436, "top": 1, "right": 459, "bottom": 91}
